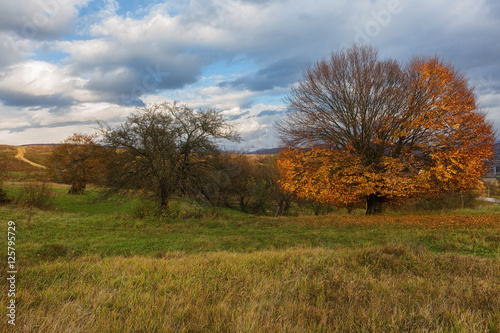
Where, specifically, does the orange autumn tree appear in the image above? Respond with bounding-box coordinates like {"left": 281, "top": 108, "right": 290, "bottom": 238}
{"left": 48, "top": 133, "right": 112, "bottom": 194}
{"left": 277, "top": 45, "right": 495, "bottom": 215}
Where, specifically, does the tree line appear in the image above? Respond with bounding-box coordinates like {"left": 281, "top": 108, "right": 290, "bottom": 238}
{"left": 45, "top": 45, "right": 495, "bottom": 216}
{"left": 46, "top": 103, "right": 294, "bottom": 217}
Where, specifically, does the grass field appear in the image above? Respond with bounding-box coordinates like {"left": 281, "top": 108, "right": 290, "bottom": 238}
{"left": 0, "top": 145, "right": 53, "bottom": 181}
{"left": 0, "top": 184, "right": 499, "bottom": 332}
{"left": 0, "top": 146, "right": 500, "bottom": 332}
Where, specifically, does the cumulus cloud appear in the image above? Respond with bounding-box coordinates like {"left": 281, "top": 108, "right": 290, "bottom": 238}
{"left": 0, "top": 61, "right": 92, "bottom": 107}
{"left": 0, "top": 0, "right": 499, "bottom": 147}
{"left": 219, "top": 57, "right": 307, "bottom": 92}
{"left": 0, "top": 100, "right": 136, "bottom": 146}
{"left": 0, "top": 0, "right": 89, "bottom": 40}
{"left": 48, "top": 0, "right": 354, "bottom": 105}
{"left": 0, "top": 32, "right": 35, "bottom": 68}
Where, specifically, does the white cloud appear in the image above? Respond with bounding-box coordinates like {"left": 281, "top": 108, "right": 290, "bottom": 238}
{"left": 0, "top": 0, "right": 500, "bottom": 147}
{"left": 0, "top": 32, "right": 36, "bottom": 68}
{"left": 0, "top": 0, "right": 90, "bottom": 39}
{"left": 0, "top": 61, "right": 69, "bottom": 95}
{"left": 0, "top": 125, "right": 94, "bottom": 145}
{"left": 33, "top": 103, "right": 135, "bottom": 126}
{"left": 0, "top": 60, "right": 101, "bottom": 105}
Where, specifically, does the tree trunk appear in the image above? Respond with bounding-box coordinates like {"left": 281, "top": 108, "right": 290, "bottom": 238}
{"left": 69, "top": 180, "right": 86, "bottom": 194}
{"left": 282, "top": 197, "right": 292, "bottom": 216}
{"left": 275, "top": 198, "right": 291, "bottom": 217}
{"left": 158, "top": 185, "right": 170, "bottom": 215}
{"left": 239, "top": 194, "right": 248, "bottom": 213}
{"left": 366, "top": 194, "right": 383, "bottom": 215}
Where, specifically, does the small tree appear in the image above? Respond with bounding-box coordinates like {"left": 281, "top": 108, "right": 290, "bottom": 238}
{"left": 255, "top": 155, "right": 294, "bottom": 217}
{"left": 48, "top": 133, "right": 111, "bottom": 194}
{"left": 227, "top": 154, "right": 255, "bottom": 212}
{"left": 15, "top": 181, "right": 53, "bottom": 226}
{"left": 99, "top": 102, "right": 240, "bottom": 214}
{"left": 192, "top": 153, "right": 254, "bottom": 211}
{"left": 0, "top": 180, "right": 9, "bottom": 204}
{"left": 0, "top": 163, "right": 10, "bottom": 204}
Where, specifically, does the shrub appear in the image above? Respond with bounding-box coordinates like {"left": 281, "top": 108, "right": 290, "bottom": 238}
{"left": 0, "top": 188, "right": 9, "bottom": 204}
{"left": 415, "top": 191, "right": 480, "bottom": 211}
{"left": 130, "top": 199, "right": 159, "bottom": 219}
{"left": 0, "top": 167, "right": 10, "bottom": 204}
{"left": 0, "top": 179, "right": 10, "bottom": 204}
{"left": 15, "top": 181, "right": 54, "bottom": 209}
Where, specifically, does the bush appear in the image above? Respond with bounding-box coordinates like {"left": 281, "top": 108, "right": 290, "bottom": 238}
{"left": 0, "top": 179, "right": 10, "bottom": 205}
{"left": 247, "top": 178, "right": 270, "bottom": 214}
{"left": 0, "top": 171, "right": 10, "bottom": 204}
{"left": 0, "top": 187, "right": 9, "bottom": 204}
{"left": 415, "top": 192, "right": 480, "bottom": 211}
{"left": 130, "top": 199, "right": 159, "bottom": 219}
{"left": 15, "top": 181, "right": 54, "bottom": 209}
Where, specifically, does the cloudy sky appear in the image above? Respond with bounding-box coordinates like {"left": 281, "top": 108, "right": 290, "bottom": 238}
{"left": 1, "top": 0, "right": 499, "bottom": 149}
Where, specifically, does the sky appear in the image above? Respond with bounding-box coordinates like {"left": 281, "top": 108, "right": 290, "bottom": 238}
{"left": 1, "top": 0, "right": 499, "bottom": 150}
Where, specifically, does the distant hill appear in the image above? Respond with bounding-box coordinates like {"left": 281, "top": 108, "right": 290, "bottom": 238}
{"left": 20, "top": 143, "right": 59, "bottom": 147}
{"left": 247, "top": 148, "right": 282, "bottom": 155}
{"left": 0, "top": 144, "right": 53, "bottom": 177}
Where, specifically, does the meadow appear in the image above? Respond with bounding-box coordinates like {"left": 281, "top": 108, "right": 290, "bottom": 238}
{"left": 0, "top": 145, "right": 499, "bottom": 332}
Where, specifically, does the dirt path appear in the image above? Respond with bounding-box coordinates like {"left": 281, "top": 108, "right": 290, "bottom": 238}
{"left": 15, "top": 147, "right": 47, "bottom": 169}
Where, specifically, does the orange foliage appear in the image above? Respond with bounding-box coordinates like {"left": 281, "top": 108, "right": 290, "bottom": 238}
{"left": 48, "top": 133, "right": 112, "bottom": 193}
{"left": 278, "top": 58, "right": 495, "bottom": 211}
{"left": 278, "top": 147, "right": 424, "bottom": 208}
{"left": 297, "top": 213, "right": 500, "bottom": 230}
{"left": 413, "top": 59, "right": 495, "bottom": 195}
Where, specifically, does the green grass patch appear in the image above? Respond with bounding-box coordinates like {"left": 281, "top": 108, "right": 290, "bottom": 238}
{"left": 1, "top": 202, "right": 499, "bottom": 269}
{"left": 1, "top": 186, "right": 499, "bottom": 331}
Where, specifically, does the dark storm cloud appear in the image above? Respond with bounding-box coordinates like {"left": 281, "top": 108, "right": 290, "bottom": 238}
{"left": 0, "top": 90, "right": 74, "bottom": 108}
{"left": 219, "top": 57, "right": 306, "bottom": 92}
{"left": 227, "top": 111, "right": 250, "bottom": 121}
{"left": 257, "top": 110, "right": 284, "bottom": 117}
{"left": 81, "top": 58, "right": 206, "bottom": 105}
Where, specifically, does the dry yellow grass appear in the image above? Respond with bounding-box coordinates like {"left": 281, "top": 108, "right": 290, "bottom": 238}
{"left": 21, "top": 145, "right": 55, "bottom": 167}
{"left": 14, "top": 147, "right": 47, "bottom": 169}
{"left": 3, "top": 246, "right": 499, "bottom": 332}
{"left": 0, "top": 145, "right": 38, "bottom": 173}
{"left": 0, "top": 145, "right": 55, "bottom": 180}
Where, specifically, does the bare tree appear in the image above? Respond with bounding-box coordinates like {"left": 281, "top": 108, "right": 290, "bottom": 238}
{"left": 99, "top": 102, "right": 240, "bottom": 214}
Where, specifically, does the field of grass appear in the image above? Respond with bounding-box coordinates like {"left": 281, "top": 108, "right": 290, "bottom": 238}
{"left": 0, "top": 183, "right": 499, "bottom": 332}
{"left": 0, "top": 145, "right": 53, "bottom": 181}
{"left": 0, "top": 146, "right": 500, "bottom": 332}
{"left": 20, "top": 145, "right": 53, "bottom": 168}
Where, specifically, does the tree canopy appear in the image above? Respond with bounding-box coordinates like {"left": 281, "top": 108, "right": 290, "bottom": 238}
{"left": 99, "top": 102, "right": 240, "bottom": 213}
{"left": 48, "top": 133, "right": 111, "bottom": 194}
{"left": 277, "top": 45, "right": 495, "bottom": 214}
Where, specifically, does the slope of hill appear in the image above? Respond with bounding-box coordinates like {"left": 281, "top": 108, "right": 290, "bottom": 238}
{"left": 0, "top": 144, "right": 54, "bottom": 180}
